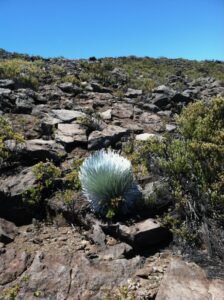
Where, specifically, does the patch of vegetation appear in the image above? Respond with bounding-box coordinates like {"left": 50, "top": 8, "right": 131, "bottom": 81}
{"left": 0, "top": 284, "right": 20, "bottom": 300}
{"left": 0, "top": 116, "right": 24, "bottom": 166}
{"left": 104, "top": 285, "right": 135, "bottom": 300}
{"left": 23, "top": 161, "right": 61, "bottom": 205}
{"left": 65, "top": 158, "right": 84, "bottom": 191}
{"left": 142, "top": 97, "right": 224, "bottom": 253}
{"left": 122, "top": 140, "right": 150, "bottom": 180}
{"left": 78, "top": 60, "right": 118, "bottom": 86}
{"left": 59, "top": 74, "right": 80, "bottom": 85}
{"left": 0, "top": 58, "right": 44, "bottom": 88}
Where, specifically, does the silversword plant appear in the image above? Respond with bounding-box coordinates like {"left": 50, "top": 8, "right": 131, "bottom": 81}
{"left": 79, "top": 150, "right": 141, "bottom": 217}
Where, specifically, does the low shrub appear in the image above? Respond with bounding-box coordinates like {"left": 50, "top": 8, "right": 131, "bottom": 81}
{"left": 144, "top": 97, "right": 224, "bottom": 255}
{"left": 23, "top": 161, "right": 61, "bottom": 205}
{"left": 0, "top": 58, "right": 44, "bottom": 88}
{"left": 0, "top": 116, "right": 24, "bottom": 166}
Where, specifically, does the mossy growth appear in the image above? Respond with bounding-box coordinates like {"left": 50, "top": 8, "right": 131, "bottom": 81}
{"left": 0, "top": 116, "right": 24, "bottom": 166}
{"left": 23, "top": 161, "right": 61, "bottom": 205}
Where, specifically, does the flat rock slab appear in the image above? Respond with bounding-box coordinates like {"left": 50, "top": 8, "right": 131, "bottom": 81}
{"left": 119, "top": 218, "right": 170, "bottom": 248}
{"left": 112, "top": 102, "right": 133, "bottom": 119}
{"left": 6, "top": 139, "right": 66, "bottom": 163}
{"left": 50, "top": 109, "right": 86, "bottom": 122}
{"left": 0, "top": 218, "right": 18, "bottom": 244}
{"left": 99, "top": 109, "right": 112, "bottom": 120}
{"left": 55, "top": 123, "right": 87, "bottom": 144}
{"left": 125, "top": 88, "right": 142, "bottom": 98}
{"left": 156, "top": 258, "right": 224, "bottom": 300}
{"left": 88, "top": 125, "right": 129, "bottom": 149}
{"left": 135, "top": 133, "right": 158, "bottom": 141}
{"left": 0, "top": 225, "right": 145, "bottom": 300}
{"left": 0, "top": 167, "right": 36, "bottom": 197}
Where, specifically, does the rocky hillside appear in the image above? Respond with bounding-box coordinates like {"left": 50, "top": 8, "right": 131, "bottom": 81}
{"left": 0, "top": 49, "right": 224, "bottom": 299}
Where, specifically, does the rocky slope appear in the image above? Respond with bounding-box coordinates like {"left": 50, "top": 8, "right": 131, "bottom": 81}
{"left": 0, "top": 50, "right": 224, "bottom": 299}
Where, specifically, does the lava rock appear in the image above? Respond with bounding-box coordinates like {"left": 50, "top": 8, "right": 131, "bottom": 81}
{"left": 88, "top": 125, "right": 129, "bottom": 150}
{"left": 0, "top": 218, "right": 18, "bottom": 244}
{"left": 118, "top": 218, "right": 170, "bottom": 248}
{"left": 156, "top": 258, "right": 224, "bottom": 300}
{"left": 55, "top": 123, "right": 87, "bottom": 144}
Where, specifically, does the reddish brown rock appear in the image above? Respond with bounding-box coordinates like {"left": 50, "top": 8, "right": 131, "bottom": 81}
{"left": 156, "top": 258, "right": 224, "bottom": 300}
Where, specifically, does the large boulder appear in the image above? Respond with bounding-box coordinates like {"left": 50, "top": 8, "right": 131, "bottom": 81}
{"left": 0, "top": 218, "right": 18, "bottom": 244}
{"left": 15, "top": 90, "right": 36, "bottom": 113}
{"left": 88, "top": 125, "right": 129, "bottom": 149}
{"left": 0, "top": 167, "right": 37, "bottom": 224}
{"left": 23, "top": 139, "right": 66, "bottom": 162}
{"left": 58, "top": 82, "right": 82, "bottom": 95}
{"left": 156, "top": 258, "right": 224, "bottom": 300}
{"left": 55, "top": 123, "right": 87, "bottom": 145}
{"left": 118, "top": 218, "right": 171, "bottom": 248}
{"left": 150, "top": 85, "right": 175, "bottom": 108}
{"left": 0, "top": 167, "right": 36, "bottom": 198}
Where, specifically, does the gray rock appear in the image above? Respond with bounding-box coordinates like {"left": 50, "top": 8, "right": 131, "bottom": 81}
{"left": 91, "top": 82, "right": 112, "bottom": 93}
{"left": 88, "top": 125, "right": 129, "bottom": 150}
{"left": 151, "top": 93, "right": 170, "bottom": 108}
{"left": 23, "top": 139, "right": 66, "bottom": 162}
{"left": 112, "top": 103, "right": 133, "bottom": 119}
{"left": 0, "top": 79, "right": 14, "bottom": 89}
{"left": 58, "top": 82, "right": 82, "bottom": 95}
{"left": 99, "top": 109, "right": 112, "bottom": 120}
{"left": 0, "top": 218, "right": 18, "bottom": 244}
{"left": 0, "top": 88, "right": 11, "bottom": 97}
{"left": 15, "top": 92, "right": 35, "bottom": 113}
{"left": 135, "top": 133, "right": 160, "bottom": 141}
{"left": 55, "top": 123, "right": 87, "bottom": 144}
{"left": 139, "top": 112, "right": 164, "bottom": 132}
{"left": 153, "top": 85, "right": 175, "bottom": 95}
{"left": 165, "top": 124, "right": 176, "bottom": 132}
{"left": 99, "top": 242, "right": 133, "bottom": 260}
{"left": 0, "top": 167, "right": 36, "bottom": 197}
{"left": 90, "top": 223, "right": 106, "bottom": 247}
{"left": 143, "top": 180, "right": 170, "bottom": 208}
{"left": 50, "top": 109, "right": 86, "bottom": 122}
{"left": 125, "top": 88, "right": 142, "bottom": 98}
{"left": 157, "top": 110, "right": 172, "bottom": 117}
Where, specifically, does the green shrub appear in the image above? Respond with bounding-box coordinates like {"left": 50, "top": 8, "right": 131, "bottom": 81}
{"left": 144, "top": 97, "right": 224, "bottom": 251}
{"left": 0, "top": 117, "right": 24, "bottom": 165}
{"left": 59, "top": 74, "right": 80, "bottom": 85}
{"left": 0, "top": 58, "right": 44, "bottom": 88}
{"left": 65, "top": 158, "right": 84, "bottom": 190}
{"left": 23, "top": 161, "right": 61, "bottom": 205}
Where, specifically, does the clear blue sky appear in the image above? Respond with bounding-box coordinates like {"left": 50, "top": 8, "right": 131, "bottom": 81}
{"left": 0, "top": 0, "right": 223, "bottom": 60}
